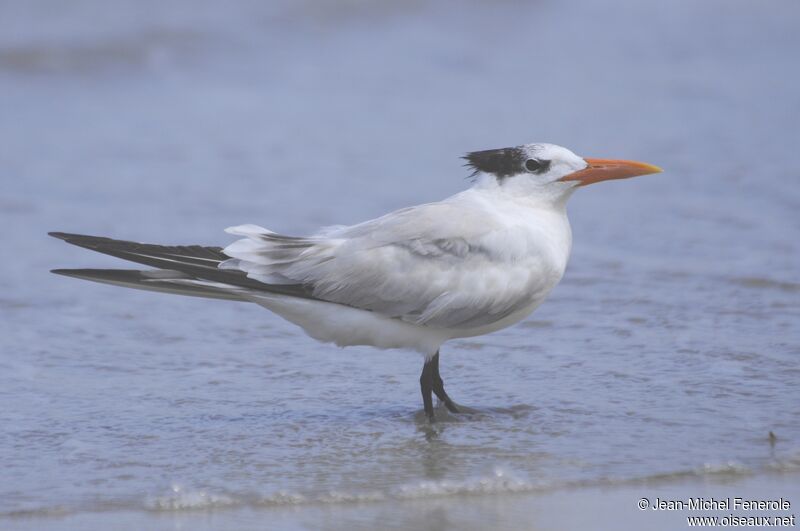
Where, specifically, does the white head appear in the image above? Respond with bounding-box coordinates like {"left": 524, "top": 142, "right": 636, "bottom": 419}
{"left": 464, "top": 143, "right": 662, "bottom": 204}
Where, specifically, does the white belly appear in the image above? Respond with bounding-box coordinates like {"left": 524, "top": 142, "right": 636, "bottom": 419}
{"left": 444, "top": 290, "right": 552, "bottom": 340}
{"left": 246, "top": 283, "right": 554, "bottom": 358}
{"left": 246, "top": 291, "right": 451, "bottom": 356}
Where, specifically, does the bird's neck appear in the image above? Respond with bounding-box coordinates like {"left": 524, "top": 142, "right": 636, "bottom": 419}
{"left": 458, "top": 177, "right": 574, "bottom": 273}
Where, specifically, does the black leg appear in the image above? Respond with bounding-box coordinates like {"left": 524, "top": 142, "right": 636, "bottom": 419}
{"left": 429, "top": 351, "right": 460, "bottom": 413}
{"left": 420, "top": 357, "right": 435, "bottom": 421}
{"left": 420, "top": 350, "right": 460, "bottom": 421}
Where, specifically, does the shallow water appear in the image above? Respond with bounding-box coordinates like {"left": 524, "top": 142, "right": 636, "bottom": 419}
{"left": 1, "top": 0, "right": 799, "bottom": 528}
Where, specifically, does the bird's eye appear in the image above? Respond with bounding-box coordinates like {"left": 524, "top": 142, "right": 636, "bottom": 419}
{"left": 525, "top": 159, "right": 544, "bottom": 172}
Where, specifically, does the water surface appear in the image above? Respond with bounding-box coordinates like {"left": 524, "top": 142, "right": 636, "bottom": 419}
{"left": 1, "top": 0, "right": 798, "bottom": 528}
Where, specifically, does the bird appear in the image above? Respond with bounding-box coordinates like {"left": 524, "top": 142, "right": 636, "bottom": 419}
{"left": 50, "top": 143, "right": 662, "bottom": 421}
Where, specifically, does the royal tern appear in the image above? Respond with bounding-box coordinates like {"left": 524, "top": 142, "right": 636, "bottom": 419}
{"left": 50, "top": 143, "right": 662, "bottom": 421}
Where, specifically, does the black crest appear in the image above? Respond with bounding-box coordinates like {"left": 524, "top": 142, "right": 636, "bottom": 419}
{"left": 462, "top": 147, "right": 527, "bottom": 179}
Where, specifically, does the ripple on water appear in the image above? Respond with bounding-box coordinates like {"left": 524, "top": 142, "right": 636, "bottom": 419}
{"left": 729, "top": 276, "right": 800, "bottom": 293}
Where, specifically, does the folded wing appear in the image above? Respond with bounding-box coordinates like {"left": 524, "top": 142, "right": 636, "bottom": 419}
{"left": 224, "top": 203, "right": 552, "bottom": 329}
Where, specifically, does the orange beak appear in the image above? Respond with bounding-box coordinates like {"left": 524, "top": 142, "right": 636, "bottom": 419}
{"left": 560, "top": 158, "right": 663, "bottom": 186}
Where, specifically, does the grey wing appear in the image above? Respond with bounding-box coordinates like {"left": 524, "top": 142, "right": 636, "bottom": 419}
{"left": 224, "top": 205, "right": 550, "bottom": 329}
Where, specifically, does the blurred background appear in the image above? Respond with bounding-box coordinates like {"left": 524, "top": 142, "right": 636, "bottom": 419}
{"left": 1, "top": 0, "right": 798, "bottom": 530}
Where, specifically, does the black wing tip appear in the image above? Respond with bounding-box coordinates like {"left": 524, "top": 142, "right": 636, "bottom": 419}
{"left": 49, "top": 231, "right": 98, "bottom": 243}
{"left": 50, "top": 268, "right": 147, "bottom": 283}
{"left": 48, "top": 232, "right": 118, "bottom": 250}
{"left": 51, "top": 267, "right": 141, "bottom": 277}
{"left": 51, "top": 267, "right": 95, "bottom": 275}
{"left": 51, "top": 268, "right": 81, "bottom": 277}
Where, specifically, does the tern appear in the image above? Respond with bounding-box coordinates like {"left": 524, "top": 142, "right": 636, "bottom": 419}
{"left": 50, "top": 143, "right": 661, "bottom": 421}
